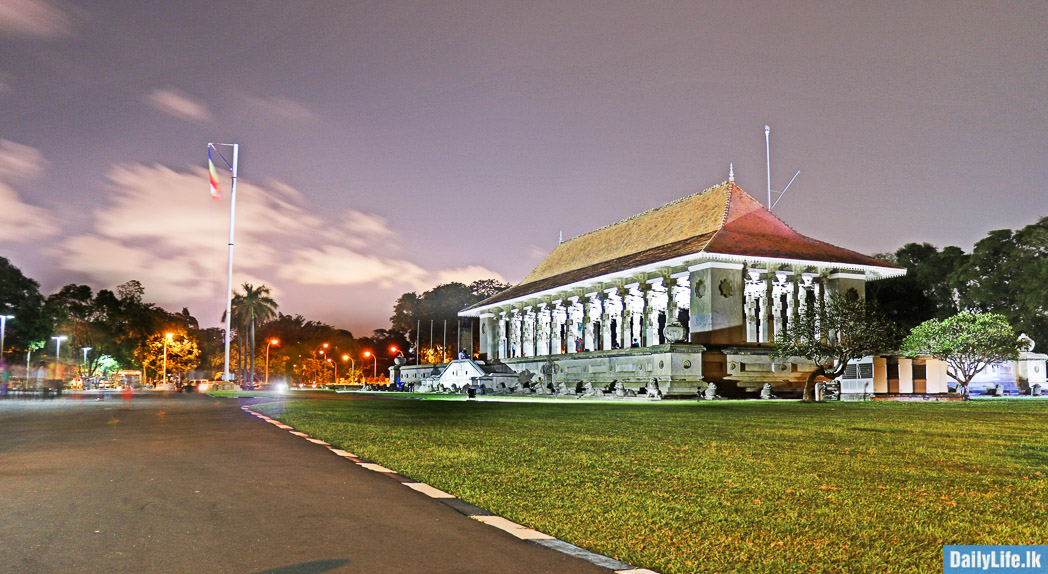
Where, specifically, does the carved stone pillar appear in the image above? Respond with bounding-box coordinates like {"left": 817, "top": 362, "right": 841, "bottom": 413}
{"left": 771, "top": 270, "right": 794, "bottom": 341}
{"left": 744, "top": 268, "right": 767, "bottom": 343}
{"left": 566, "top": 297, "right": 581, "bottom": 354}
{"left": 537, "top": 303, "right": 552, "bottom": 356}
{"left": 646, "top": 280, "right": 667, "bottom": 346}
{"left": 614, "top": 287, "right": 629, "bottom": 349}
{"left": 495, "top": 312, "right": 506, "bottom": 359}
{"left": 511, "top": 309, "right": 523, "bottom": 357}
{"left": 584, "top": 295, "right": 598, "bottom": 352}
{"left": 523, "top": 306, "right": 536, "bottom": 357}
{"left": 549, "top": 302, "right": 563, "bottom": 355}
{"left": 601, "top": 292, "right": 615, "bottom": 351}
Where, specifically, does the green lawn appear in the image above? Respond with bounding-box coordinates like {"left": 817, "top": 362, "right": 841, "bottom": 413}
{"left": 249, "top": 398, "right": 1048, "bottom": 573}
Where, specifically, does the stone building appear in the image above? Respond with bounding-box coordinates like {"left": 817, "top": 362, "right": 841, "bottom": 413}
{"left": 454, "top": 175, "right": 904, "bottom": 396}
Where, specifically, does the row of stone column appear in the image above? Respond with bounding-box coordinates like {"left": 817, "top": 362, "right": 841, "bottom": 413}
{"left": 743, "top": 268, "right": 823, "bottom": 343}
{"left": 488, "top": 275, "right": 691, "bottom": 359}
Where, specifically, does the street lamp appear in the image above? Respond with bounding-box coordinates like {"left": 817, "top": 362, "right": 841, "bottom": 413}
{"left": 327, "top": 357, "right": 337, "bottom": 385}
{"left": 0, "top": 314, "right": 14, "bottom": 362}
{"left": 162, "top": 332, "right": 173, "bottom": 386}
{"left": 81, "top": 347, "right": 91, "bottom": 385}
{"left": 51, "top": 335, "right": 67, "bottom": 361}
{"left": 265, "top": 338, "right": 279, "bottom": 386}
{"left": 342, "top": 354, "right": 353, "bottom": 384}
{"left": 364, "top": 350, "right": 377, "bottom": 380}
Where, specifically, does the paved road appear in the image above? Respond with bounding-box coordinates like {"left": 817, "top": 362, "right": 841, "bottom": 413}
{"left": 0, "top": 392, "right": 613, "bottom": 574}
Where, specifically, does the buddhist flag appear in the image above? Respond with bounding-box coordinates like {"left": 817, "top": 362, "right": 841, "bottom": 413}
{"left": 208, "top": 147, "right": 223, "bottom": 200}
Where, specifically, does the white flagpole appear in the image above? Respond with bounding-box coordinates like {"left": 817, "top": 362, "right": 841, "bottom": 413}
{"left": 217, "top": 143, "right": 239, "bottom": 387}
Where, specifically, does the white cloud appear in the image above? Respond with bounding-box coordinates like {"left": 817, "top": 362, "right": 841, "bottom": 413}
{"left": 433, "top": 266, "right": 506, "bottom": 286}
{"left": 0, "top": 182, "right": 59, "bottom": 241}
{"left": 0, "top": 140, "right": 58, "bottom": 242}
{"left": 0, "top": 0, "right": 74, "bottom": 39}
{"left": 145, "top": 88, "right": 211, "bottom": 123}
{"left": 527, "top": 243, "right": 550, "bottom": 262}
{"left": 241, "top": 94, "right": 318, "bottom": 124}
{"left": 326, "top": 209, "right": 397, "bottom": 248}
{"left": 278, "top": 246, "right": 427, "bottom": 287}
{"left": 53, "top": 235, "right": 210, "bottom": 302}
{"left": 0, "top": 139, "right": 45, "bottom": 179}
{"left": 53, "top": 162, "right": 503, "bottom": 325}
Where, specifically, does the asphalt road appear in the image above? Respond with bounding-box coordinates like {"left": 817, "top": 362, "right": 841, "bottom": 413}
{"left": 0, "top": 391, "right": 614, "bottom": 574}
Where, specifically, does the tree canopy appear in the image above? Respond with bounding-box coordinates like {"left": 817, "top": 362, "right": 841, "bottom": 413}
{"left": 0, "top": 256, "right": 49, "bottom": 363}
{"left": 955, "top": 218, "right": 1048, "bottom": 347}
{"left": 390, "top": 279, "right": 509, "bottom": 360}
{"left": 868, "top": 242, "right": 967, "bottom": 334}
{"left": 135, "top": 329, "right": 200, "bottom": 383}
{"left": 873, "top": 217, "right": 1048, "bottom": 346}
{"left": 230, "top": 283, "right": 278, "bottom": 385}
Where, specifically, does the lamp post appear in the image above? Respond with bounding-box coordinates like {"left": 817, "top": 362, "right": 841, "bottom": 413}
{"left": 81, "top": 347, "right": 91, "bottom": 385}
{"left": 314, "top": 342, "right": 330, "bottom": 385}
{"left": 51, "top": 335, "right": 66, "bottom": 387}
{"left": 0, "top": 314, "right": 14, "bottom": 362}
{"left": 265, "top": 338, "right": 279, "bottom": 386}
{"left": 51, "top": 335, "right": 67, "bottom": 361}
{"left": 364, "top": 350, "right": 377, "bottom": 380}
{"left": 162, "top": 333, "right": 173, "bottom": 386}
{"left": 327, "top": 358, "right": 337, "bottom": 385}
{"left": 343, "top": 354, "right": 353, "bottom": 384}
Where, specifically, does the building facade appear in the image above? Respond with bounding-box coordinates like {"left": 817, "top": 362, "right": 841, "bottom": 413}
{"left": 453, "top": 177, "right": 906, "bottom": 396}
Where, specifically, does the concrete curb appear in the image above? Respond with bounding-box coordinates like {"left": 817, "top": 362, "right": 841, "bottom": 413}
{"left": 240, "top": 405, "right": 660, "bottom": 574}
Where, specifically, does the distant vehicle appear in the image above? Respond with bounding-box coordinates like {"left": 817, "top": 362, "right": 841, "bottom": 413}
{"left": 183, "top": 379, "right": 208, "bottom": 392}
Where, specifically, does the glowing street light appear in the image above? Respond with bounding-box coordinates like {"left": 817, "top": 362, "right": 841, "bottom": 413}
{"left": 363, "top": 350, "right": 377, "bottom": 380}
{"left": 0, "top": 314, "right": 14, "bottom": 362}
{"left": 327, "top": 357, "right": 337, "bottom": 385}
{"left": 342, "top": 353, "right": 353, "bottom": 384}
{"left": 265, "top": 338, "right": 279, "bottom": 386}
{"left": 81, "top": 347, "right": 91, "bottom": 382}
{"left": 162, "top": 332, "right": 173, "bottom": 386}
{"left": 312, "top": 343, "right": 330, "bottom": 384}
{"left": 51, "top": 335, "right": 67, "bottom": 362}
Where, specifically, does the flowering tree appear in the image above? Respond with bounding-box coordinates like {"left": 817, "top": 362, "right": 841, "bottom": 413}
{"left": 901, "top": 312, "right": 1029, "bottom": 397}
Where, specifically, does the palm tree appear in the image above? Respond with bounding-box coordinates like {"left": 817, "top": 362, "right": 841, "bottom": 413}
{"left": 231, "top": 283, "right": 278, "bottom": 388}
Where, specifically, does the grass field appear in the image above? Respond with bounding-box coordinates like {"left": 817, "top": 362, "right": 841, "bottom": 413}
{"left": 249, "top": 398, "right": 1048, "bottom": 573}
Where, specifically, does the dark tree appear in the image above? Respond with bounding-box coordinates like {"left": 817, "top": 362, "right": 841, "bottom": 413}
{"left": 0, "top": 257, "right": 49, "bottom": 364}
{"left": 390, "top": 279, "right": 509, "bottom": 361}
{"left": 954, "top": 218, "right": 1048, "bottom": 346}
{"left": 868, "top": 242, "right": 968, "bottom": 333}
{"left": 774, "top": 292, "right": 899, "bottom": 402}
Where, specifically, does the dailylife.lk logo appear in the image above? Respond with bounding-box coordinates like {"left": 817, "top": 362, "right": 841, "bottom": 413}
{"left": 944, "top": 546, "right": 1047, "bottom": 574}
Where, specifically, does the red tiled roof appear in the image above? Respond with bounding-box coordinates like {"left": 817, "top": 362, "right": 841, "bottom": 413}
{"left": 706, "top": 184, "right": 893, "bottom": 268}
{"left": 469, "top": 181, "right": 900, "bottom": 310}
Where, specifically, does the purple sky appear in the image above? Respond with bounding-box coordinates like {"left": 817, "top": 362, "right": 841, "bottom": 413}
{"left": 1, "top": 1, "right": 1045, "bottom": 336}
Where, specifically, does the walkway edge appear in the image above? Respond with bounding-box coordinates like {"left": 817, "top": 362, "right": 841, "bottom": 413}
{"left": 240, "top": 405, "right": 660, "bottom": 574}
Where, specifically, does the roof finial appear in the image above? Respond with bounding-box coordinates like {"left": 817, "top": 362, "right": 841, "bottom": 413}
{"left": 728, "top": 163, "right": 734, "bottom": 183}
{"left": 559, "top": 230, "right": 563, "bottom": 244}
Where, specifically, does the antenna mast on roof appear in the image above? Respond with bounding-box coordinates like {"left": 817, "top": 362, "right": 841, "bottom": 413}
{"left": 765, "top": 125, "right": 800, "bottom": 211}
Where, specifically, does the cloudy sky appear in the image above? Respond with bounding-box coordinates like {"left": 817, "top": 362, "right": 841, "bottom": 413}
{"left": 2, "top": 1, "right": 1045, "bottom": 336}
